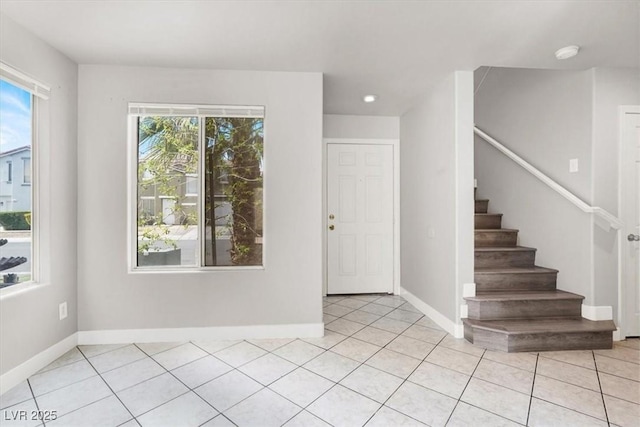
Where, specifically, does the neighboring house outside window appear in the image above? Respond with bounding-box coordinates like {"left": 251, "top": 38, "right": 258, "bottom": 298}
{"left": 0, "top": 147, "right": 30, "bottom": 212}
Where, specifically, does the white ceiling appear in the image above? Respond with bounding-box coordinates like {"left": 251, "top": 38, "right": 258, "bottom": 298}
{"left": 1, "top": 0, "right": 638, "bottom": 116}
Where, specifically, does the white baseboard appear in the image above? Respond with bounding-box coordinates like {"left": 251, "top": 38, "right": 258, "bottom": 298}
{"left": 77, "top": 323, "right": 325, "bottom": 345}
{"left": 581, "top": 304, "right": 613, "bottom": 321}
{"left": 613, "top": 328, "right": 621, "bottom": 342}
{"left": 462, "top": 283, "right": 476, "bottom": 298}
{"left": 0, "top": 333, "right": 78, "bottom": 395}
{"left": 400, "top": 287, "right": 464, "bottom": 338}
{"left": 460, "top": 304, "right": 468, "bottom": 319}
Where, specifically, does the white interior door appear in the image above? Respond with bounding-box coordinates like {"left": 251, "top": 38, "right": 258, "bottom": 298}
{"left": 327, "top": 143, "right": 394, "bottom": 294}
{"left": 622, "top": 111, "right": 640, "bottom": 337}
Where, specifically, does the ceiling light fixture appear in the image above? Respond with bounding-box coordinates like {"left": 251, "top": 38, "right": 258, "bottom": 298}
{"left": 555, "top": 45, "right": 580, "bottom": 60}
{"left": 363, "top": 94, "right": 378, "bottom": 103}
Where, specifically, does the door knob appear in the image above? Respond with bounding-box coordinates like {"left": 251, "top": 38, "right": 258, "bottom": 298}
{"left": 628, "top": 234, "right": 640, "bottom": 241}
{"left": 329, "top": 225, "right": 335, "bottom": 230}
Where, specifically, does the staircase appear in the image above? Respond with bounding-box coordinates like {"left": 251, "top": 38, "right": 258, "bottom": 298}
{"left": 463, "top": 195, "right": 616, "bottom": 352}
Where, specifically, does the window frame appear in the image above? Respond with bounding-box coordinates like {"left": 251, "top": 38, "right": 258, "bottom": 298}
{"left": 0, "top": 62, "right": 48, "bottom": 292}
{"left": 127, "top": 103, "right": 266, "bottom": 273}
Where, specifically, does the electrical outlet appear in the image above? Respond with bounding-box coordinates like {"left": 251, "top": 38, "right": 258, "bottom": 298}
{"left": 569, "top": 158, "right": 579, "bottom": 173}
{"left": 59, "top": 302, "right": 67, "bottom": 320}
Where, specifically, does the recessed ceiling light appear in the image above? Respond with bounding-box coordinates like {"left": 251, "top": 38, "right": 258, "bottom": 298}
{"left": 363, "top": 94, "right": 377, "bottom": 103}
{"left": 555, "top": 45, "right": 580, "bottom": 60}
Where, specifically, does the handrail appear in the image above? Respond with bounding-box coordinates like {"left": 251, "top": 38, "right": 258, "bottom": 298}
{"left": 474, "top": 126, "right": 622, "bottom": 231}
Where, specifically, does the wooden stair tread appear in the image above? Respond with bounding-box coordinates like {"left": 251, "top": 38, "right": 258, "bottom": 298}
{"left": 475, "top": 266, "right": 558, "bottom": 274}
{"left": 475, "top": 246, "right": 535, "bottom": 252}
{"left": 466, "top": 290, "right": 584, "bottom": 302}
{"left": 475, "top": 228, "right": 518, "bottom": 233}
{"left": 475, "top": 213, "right": 502, "bottom": 217}
{"left": 463, "top": 317, "right": 617, "bottom": 334}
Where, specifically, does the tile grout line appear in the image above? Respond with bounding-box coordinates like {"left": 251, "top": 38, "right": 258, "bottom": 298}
{"left": 24, "top": 357, "right": 102, "bottom": 399}
{"left": 279, "top": 296, "right": 423, "bottom": 426}
{"left": 280, "top": 328, "right": 390, "bottom": 425}
{"left": 586, "top": 350, "right": 640, "bottom": 366}
{"left": 117, "top": 416, "right": 141, "bottom": 427}
{"left": 29, "top": 360, "right": 125, "bottom": 425}
{"left": 442, "top": 346, "right": 487, "bottom": 426}
{"left": 271, "top": 307, "right": 394, "bottom": 425}
{"left": 488, "top": 353, "right": 629, "bottom": 399}
{"left": 26, "top": 378, "right": 44, "bottom": 427}
{"left": 186, "top": 337, "right": 348, "bottom": 425}
{"left": 438, "top": 347, "right": 538, "bottom": 426}
{"left": 594, "top": 349, "right": 640, "bottom": 365}
{"left": 205, "top": 340, "right": 330, "bottom": 425}
{"left": 131, "top": 343, "right": 222, "bottom": 425}
{"left": 76, "top": 343, "right": 129, "bottom": 360}
{"left": 523, "top": 352, "right": 616, "bottom": 425}
{"left": 154, "top": 341, "right": 272, "bottom": 425}
{"left": 525, "top": 353, "right": 540, "bottom": 426}
{"left": 537, "top": 352, "right": 599, "bottom": 371}
{"left": 76, "top": 345, "right": 140, "bottom": 425}
{"left": 23, "top": 349, "right": 142, "bottom": 426}
{"left": 361, "top": 330, "right": 450, "bottom": 426}
{"left": 533, "top": 371, "right": 619, "bottom": 394}
{"left": 325, "top": 295, "right": 493, "bottom": 425}
{"left": 474, "top": 351, "right": 611, "bottom": 426}
{"left": 592, "top": 350, "right": 612, "bottom": 426}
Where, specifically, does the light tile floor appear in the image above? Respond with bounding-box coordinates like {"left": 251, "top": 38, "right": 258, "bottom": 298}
{"left": 1, "top": 294, "right": 639, "bottom": 427}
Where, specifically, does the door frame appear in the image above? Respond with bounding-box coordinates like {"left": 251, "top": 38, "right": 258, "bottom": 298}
{"left": 323, "top": 138, "right": 400, "bottom": 296}
{"left": 618, "top": 105, "right": 640, "bottom": 338}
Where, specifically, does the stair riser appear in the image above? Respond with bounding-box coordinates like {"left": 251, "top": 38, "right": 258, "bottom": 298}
{"left": 475, "top": 250, "right": 536, "bottom": 268}
{"left": 475, "top": 215, "right": 502, "bottom": 229}
{"left": 475, "top": 231, "right": 517, "bottom": 247}
{"left": 475, "top": 200, "right": 488, "bottom": 214}
{"left": 465, "top": 326, "right": 613, "bottom": 352}
{"left": 467, "top": 299, "right": 583, "bottom": 320}
{"left": 475, "top": 272, "right": 557, "bottom": 292}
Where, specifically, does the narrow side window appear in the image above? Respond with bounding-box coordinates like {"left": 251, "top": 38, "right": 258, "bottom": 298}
{"left": 0, "top": 79, "right": 33, "bottom": 286}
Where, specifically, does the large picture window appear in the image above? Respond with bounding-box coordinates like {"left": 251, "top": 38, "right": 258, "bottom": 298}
{"left": 131, "top": 104, "right": 264, "bottom": 269}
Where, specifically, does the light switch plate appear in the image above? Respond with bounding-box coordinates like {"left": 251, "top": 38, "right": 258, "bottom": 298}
{"left": 569, "top": 158, "right": 579, "bottom": 173}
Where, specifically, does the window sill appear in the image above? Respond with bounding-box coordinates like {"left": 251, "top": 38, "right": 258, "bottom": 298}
{"left": 129, "top": 265, "right": 265, "bottom": 274}
{"left": 0, "top": 281, "right": 46, "bottom": 300}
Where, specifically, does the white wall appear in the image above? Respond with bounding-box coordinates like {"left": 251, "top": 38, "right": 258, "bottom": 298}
{"left": 475, "top": 68, "right": 593, "bottom": 202}
{"left": 474, "top": 66, "right": 634, "bottom": 315}
{"left": 77, "top": 65, "right": 323, "bottom": 333}
{"left": 0, "top": 14, "right": 78, "bottom": 374}
{"left": 323, "top": 114, "right": 399, "bottom": 139}
{"left": 591, "top": 67, "right": 640, "bottom": 314}
{"left": 400, "top": 71, "right": 474, "bottom": 330}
